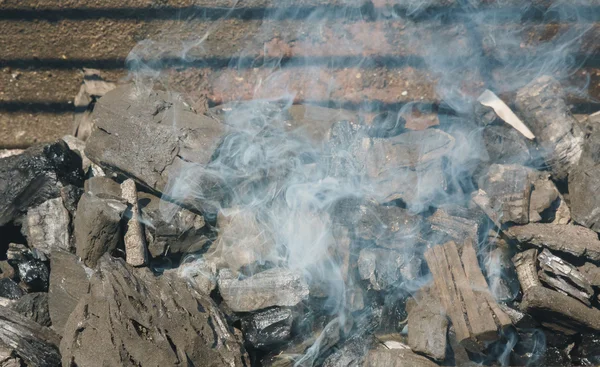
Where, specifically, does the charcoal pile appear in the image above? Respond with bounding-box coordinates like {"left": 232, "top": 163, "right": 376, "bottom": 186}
{"left": 2, "top": 75, "right": 600, "bottom": 367}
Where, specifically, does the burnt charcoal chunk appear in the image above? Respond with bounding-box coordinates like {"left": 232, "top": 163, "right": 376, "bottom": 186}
{"left": 60, "top": 255, "right": 248, "bottom": 366}
{"left": 0, "top": 306, "right": 61, "bottom": 366}
{"left": 48, "top": 251, "right": 90, "bottom": 335}
{"left": 139, "top": 192, "right": 209, "bottom": 257}
{"left": 60, "top": 185, "right": 83, "bottom": 217}
{"left": 407, "top": 289, "right": 448, "bottom": 361}
{"left": 509, "top": 223, "right": 600, "bottom": 262}
{"left": 520, "top": 286, "right": 600, "bottom": 334}
{"left": 241, "top": 308, "right": 293, "bottom": 349}
{"left": 0, "top": 140, "right": 84, "bottom": 226}
{"left": 321, "top": 335, "right": 373, "bottom": 367}
{"left": 570, "top": 164, "right": 600, "bottom": 232}
{"left": 205, "top": 207, "right": 274, "bottom": 273}
{"left": 482, "top": 125, "right": 532, "bottom": 164}
{"left": 85, "top": 84, "right": 229, "bottom": 213}
{"left": 332, "top": 198, "right": 425, "bottom": 250}
{"left": 17, "top": 260, "right": 49, "bottom": 292}
{"left": 74, "top": 193, "right": 127, "bottom": 268}
{"left": 537, "top": 248, "right": 593, "bottom": 306}
{"left": 10, "top": 293, "right": 50, "bottom": 326}
{"left": 477, "top": 164, "right": 533, "bottom": 225}
{"left": 357, "top": 129, "right": 454, "bottom": 207}
{"left": 515, "top": 76, "right": 583, "bottom": 180}
{"left": 358, "top": 248, "right": 421, "bottom": 290}
{"left": 0, "top": 279, "right": 23, "bottom": 300}
{"left": 218, "top": 268, "right": 309, "bottom": 312}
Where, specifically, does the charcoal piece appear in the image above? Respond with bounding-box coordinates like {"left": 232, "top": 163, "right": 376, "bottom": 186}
{"left": 512, "top": 249, "right": 542, "bottom": 293}
{"left": 428, "top": 206, "right": 479, "bottom": 243}
{"left": 24, "top": 197, "right": 70, "bottom": 256}
{"left": 241, "top": 308, "right": 293, "bottom": 349}
{"left": 537, "top": 248, "right": 593, "bottom": 305}
{"left": 74, "top": 193, "right": 127, "bottom": 268}
{"left": 569, "top": 111, "right": 600, "bottom": 230}
{"left": 168, "top": 257, "right": 217, "bottom": 295}
{"left": 9, "top": 293, "right": 50, "bottom": 326}
{"left": 60, "top": 255, "right": 248, "bottom": 366}
{"left": 477, "top": 164, "right": 533, "bottom": 224}
{"left": 321, "top": 335, "right": 373, "bottom": 367}
{"left": 520, "top": 286, "right": 600, "bottom": 334}
{"left": 424, "top": 240, "right": 511, "bottom": 352}
{"left": 205, "top": 207, "right": 275, "bottom": 272}
{"left": 48, "top": 251, "right": 90, "bottom": 335}
{"left": 508, "top": 223, "right": 600, "bottom": 262}
{"left": 120, "top": 179, "right": 147, "bottom": 267}
{"left": 482, "top": 125, "right": 531, "bottom": 164}
{"left": 357, "top": 129, "right": 455, "bottom": 206}
{"left": 85, "top": 84, "right": 229, "bottom": 213}
{"left": 528, "top": 173, "right": 561, "bottom": 223}
{"left": 218, "top": 268, "right": 309, "bottom": 312}
{"left": 364, "top": 348, "right": 439, "bottom": 367}
{"left": 357, "top": 248, "right": 420, "bottom": 290}
{"left": 515, "top": 75, "right": 584, "bottom": 180}
{"left": 0, "top": 280, "right": 23, "bottom": 300}
{"left": 578, "top": 262, "right": 600, "bottom": 288}
{"left": 570, "top": 164, "right": 600, "bottom": 232}
{"left": 17, "top": 260, "right": 49, "bottom": 292}
{"left": 407, "top": 288, "right": 448, "bottom": 361}
{"left": 83, "top": 176, "right": 121, "bottom": 198}
{"left": 60, "top": 185, "right": 83, "bottom": 217}
{"left": 0, "top": 140, "right": 84, "bottom": 226}
{"left": 0, "top": 305, "right": 60, "bottom": 366}
{"left": 333, "top": 198, "right": 425, "bottom": 250}
{"left": 138, "top": 192, "right": 208, "bottom": 257}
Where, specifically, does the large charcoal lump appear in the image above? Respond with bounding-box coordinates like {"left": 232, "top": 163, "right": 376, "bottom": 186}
{"left": 85, "top": 85, "right": 230, "bottom": 213}
{"left": 60, "top": 255, "right": 248, "bottom": 366}
{"left": 0, "top": 141, "right": 83, "bottom": 226}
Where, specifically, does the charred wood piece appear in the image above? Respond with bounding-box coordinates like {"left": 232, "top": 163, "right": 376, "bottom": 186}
{"left": 537, "top": 248, "right": 593, "bottom": 306}
{"left": 515, "top": 75, "right": 584, "bottom": 180}
{"left": 508, "top": 223, "right": 600, "bottom": 262}
{"left": 424, "top": 240, "right": 511, "bottom": 352}
{"left": 512, "top": 249, "right": 542, "bottom": 293}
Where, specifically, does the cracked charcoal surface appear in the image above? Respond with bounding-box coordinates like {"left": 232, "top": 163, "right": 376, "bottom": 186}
{"left": 60, "top": 255, "right": 248, "bottom": 366}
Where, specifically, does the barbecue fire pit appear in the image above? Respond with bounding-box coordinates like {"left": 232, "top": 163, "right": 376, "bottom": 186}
{"left": 1, "top": 1, "right": 600, "bottom": 366}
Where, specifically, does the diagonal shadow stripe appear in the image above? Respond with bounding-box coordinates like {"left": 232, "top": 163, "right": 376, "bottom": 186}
{"left": 2, "top": 53, "right": 600, "bottom": 71}
{"left": 1, "top": 5, "right": 599, "bottom": 23}
{"left": 1, "top": 99, "right": 599, "bottom": 115}
{"left": 0, "top": 55, "right": 429, "bottom": 70}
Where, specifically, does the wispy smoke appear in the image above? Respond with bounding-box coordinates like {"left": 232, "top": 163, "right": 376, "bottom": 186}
{"left": 126, "top": 0, "right": 593, "bottom": 365}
